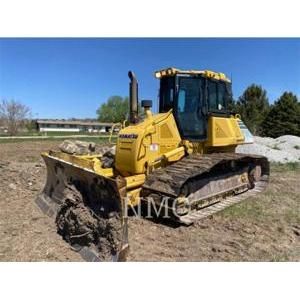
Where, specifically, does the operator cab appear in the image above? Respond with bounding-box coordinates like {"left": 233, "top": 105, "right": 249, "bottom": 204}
{"left": 156, "top": 68, "right": 233, "bottom": 141}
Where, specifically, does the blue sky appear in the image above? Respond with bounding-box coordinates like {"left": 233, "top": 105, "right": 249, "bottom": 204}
{"left": 0, "top": 38, "right": 299, "bottom": 119}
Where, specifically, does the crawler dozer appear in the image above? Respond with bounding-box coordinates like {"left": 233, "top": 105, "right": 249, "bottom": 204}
{"left": 36, "top": 68, "right": 269, "bottom": 261}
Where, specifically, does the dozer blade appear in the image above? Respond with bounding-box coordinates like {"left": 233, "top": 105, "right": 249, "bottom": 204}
{"left": 36, "top": 152, "right": 128, "bottom": 262}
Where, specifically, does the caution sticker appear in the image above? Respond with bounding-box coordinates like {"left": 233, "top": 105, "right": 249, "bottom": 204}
{"left": 150, "top": 144, "right": 159, "bottom": 151}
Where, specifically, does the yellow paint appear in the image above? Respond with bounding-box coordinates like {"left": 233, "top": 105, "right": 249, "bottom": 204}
{"left": 126, "top": 188, "right": 142, "bottom": 206}
{"left": 115, "top": 109, "right": 246, "bottom": 177}
{"left": 125, "top": 174, "right": 146, "bottom": 189}
{"left": 44, "top": 151, "right": 114, "bottom": 177}
{"left": 206, "top": 115, "right": 245, "bottom": 147}
{"left": 115, "top": 110, "right": 182, "bottom": 175}
{"left": 92, "top": 158, "right": 114, "bottom": 177}
{"left": 162, "top": 146, "right": 185, "bottom": 162}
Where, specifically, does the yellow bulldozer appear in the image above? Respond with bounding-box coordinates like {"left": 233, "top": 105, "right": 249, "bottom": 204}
{"left": 36, "top": 67, "right": 269, "bottom": 261}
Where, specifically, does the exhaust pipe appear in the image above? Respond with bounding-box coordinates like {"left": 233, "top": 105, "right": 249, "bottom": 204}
{"left": 128, "top": 71, "right": 138, "bottom": 124}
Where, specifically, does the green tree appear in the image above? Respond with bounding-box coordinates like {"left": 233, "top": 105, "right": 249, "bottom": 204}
{"left": 97, "top": 96, "right": 129, "bottom": 123}
{"left": 97, "top": 95, "right": 144, "bottom": 123}
{"left": 261, "top": 92, "right": 300, "bottom": 138}
{"left": 236, "top": 84, "right": 269, "bottom": 135}
{"left": 227, "top": 97, "right": 237, "bottom": 112}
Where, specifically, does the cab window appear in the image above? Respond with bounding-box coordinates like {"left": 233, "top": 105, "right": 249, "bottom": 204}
{"left": 207, "top": 79, "right": 229, "bottom": 111}
{"left": 159, "top": 77, "right": 175, "bottom": 112}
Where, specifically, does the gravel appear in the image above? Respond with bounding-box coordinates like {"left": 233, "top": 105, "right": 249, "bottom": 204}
{"left": 236, "top": 135, "right": 300, "bottom": 163}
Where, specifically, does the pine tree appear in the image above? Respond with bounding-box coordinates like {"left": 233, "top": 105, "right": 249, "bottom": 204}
{"left": 261, "top": 92, "right": 300, "bottom": 138}
{"left": 236, "top": 84, "right": 269, "bottom": 135}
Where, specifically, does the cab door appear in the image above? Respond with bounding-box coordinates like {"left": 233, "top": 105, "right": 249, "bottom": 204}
{"left": 174, "top": 76, "right": 207, "bottom": 141}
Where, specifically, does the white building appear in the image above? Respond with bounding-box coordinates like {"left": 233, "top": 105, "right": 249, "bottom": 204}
{"left": 36, "top": 120, "right": 113, "bottom": 133}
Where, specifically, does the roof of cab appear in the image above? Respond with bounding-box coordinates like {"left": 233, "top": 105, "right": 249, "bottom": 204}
{"left": 154, "top": 67, "right": 231, "bottom": 82}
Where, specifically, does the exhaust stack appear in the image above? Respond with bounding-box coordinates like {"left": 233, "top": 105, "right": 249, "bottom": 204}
{"left": 128, "top": 71, "right": 138, "bottom": 124}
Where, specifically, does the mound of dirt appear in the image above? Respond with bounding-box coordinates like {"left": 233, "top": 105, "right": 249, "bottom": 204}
{"left": 55, "top": 184, "right": 123, "bottom": 261}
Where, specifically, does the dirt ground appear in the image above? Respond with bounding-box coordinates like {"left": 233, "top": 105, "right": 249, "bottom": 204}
{"left": 0, "top": 140, "right": 299, "bottom": 261}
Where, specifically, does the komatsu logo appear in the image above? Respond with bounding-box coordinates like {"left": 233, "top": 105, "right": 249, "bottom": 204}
{"left": 119, "top": 133, "right": 138, "bottom": 139}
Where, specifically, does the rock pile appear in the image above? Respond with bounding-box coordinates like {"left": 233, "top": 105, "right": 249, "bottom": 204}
{"left": 236, "top": 135, "right": 300, "bottom": 163}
